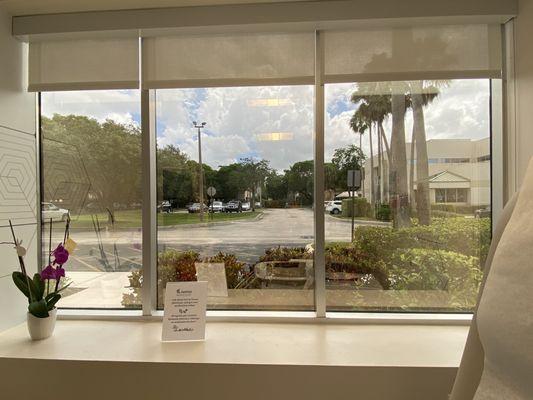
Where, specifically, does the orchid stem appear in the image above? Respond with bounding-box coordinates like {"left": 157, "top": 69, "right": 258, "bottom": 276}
{"left": 48, "top": 218, "right": 52, "bottom": 266}
{"left": 8, "top": 220, "right": 32, "bottom": 303}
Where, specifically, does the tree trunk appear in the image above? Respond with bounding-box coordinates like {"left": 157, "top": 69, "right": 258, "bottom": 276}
{"left": 369, "top": 124, "right": 375, "bottom": 209}
{"left": 379, "top": 123, "right": 391, "bottom": 202}
{"left": 391, "top": 93, "right": 411, "bottom": 228}
{"left": 377, "top": 123, "right": 382, "bottom": 204}
{"left": 360, "top": 133, "right": 365, "bottom": 197}
{"left": 412, "top": 92, "right": 431, "bottom": 225}
{"left": 409, "top": 127, "right": 416, "bottom": 211}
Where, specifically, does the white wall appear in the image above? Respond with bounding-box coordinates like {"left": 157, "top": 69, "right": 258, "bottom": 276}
{"left": 514, "top": 0, "right": 533, "bottom": 188}
{"left": 0, "top": 7, "right": 37, "bottom": 332}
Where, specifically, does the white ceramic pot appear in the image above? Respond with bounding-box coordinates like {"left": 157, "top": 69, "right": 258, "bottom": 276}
{"left": 27, "top": 308, "right": 57, "bottom": 340}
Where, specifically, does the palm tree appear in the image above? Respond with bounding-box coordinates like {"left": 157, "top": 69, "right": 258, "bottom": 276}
{"left": 408, "top": 81, "right": 444, "bottom": 225}
{"left": 351, "top": 90, "right": 392, "bottom": 201}
{"left": 350, "top": 110, "right": 372, "bottom": 203}
{"left": 390, "top": 84, "right": 411, "bottom": 228}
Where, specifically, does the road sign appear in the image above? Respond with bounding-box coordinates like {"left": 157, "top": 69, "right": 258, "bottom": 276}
{"left": 347, "top": 170, "right": 362, "bottom": 189}
{"left": 207, "top": 186, "right": 216, "bottom": 197}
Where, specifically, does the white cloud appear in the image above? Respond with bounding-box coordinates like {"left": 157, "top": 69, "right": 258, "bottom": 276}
{"left": 41, "top": 80, "right": 490, "bottom": 169}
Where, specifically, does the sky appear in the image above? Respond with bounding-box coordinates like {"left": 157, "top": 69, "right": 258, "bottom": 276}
{"left": 41, "top": 79, "right": 490, "bottom": 172}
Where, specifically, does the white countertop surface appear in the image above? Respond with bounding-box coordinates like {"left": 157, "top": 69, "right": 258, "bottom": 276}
{"left": 0, "top": 320, "right": 469, "bottom": 368}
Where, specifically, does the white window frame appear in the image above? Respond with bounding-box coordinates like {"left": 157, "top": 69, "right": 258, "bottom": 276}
{"left": 42, "top": 26, "right": 511, "bottom": 324}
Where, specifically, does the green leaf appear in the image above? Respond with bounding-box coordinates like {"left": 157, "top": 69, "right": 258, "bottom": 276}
{"left": 12, "top": 272, "right": 30, "bottom": 300}
{"left": 32, "top": 273, "right": 45, "bottom": 300}
{"left": 27, "top": 274, "right": 42, "bottom": 302}
{"left": 55, "top": 282, "right": 72, "bottom": 294}
{"left": 45, "top": 293, "right": 61, "bottom": 311}
{"left": 28, "top": 299, "right": 49, "bottom": 318}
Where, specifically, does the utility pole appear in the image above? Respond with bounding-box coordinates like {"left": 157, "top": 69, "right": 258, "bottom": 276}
{"left": 193, "top": 121, "right": 207, "bottom": 221}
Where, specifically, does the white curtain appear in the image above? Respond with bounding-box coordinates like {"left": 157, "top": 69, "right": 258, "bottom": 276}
{"left": 28, "top": 38, "right": 140, "bottom": 92}
{"left": 142, "top": 32, "right": 315, "bottom": 89}
{"left": 323, "top": 24, "right": 502, "bottom": 83}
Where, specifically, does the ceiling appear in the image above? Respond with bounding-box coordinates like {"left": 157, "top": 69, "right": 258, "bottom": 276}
{"left": 0, "top": 0, "right": 310, "bottom": 16}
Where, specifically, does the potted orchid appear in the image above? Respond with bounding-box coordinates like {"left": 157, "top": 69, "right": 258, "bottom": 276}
{"left": 7, "top": 218, "right": 74, "bottom": 340}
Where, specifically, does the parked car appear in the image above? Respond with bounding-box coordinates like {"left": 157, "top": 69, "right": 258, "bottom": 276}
{"left": 157, "top": 200, "right": 172, "bottom": 213}
{"left": 188, "top": 203, "right": 208, "bottom": 213}
{"left": 475, "top": 206, "right": 491, "bottom": 218}
{"left": 225, "top": 200, "right": 242, "bottom": 213}
{"left": 42, "top": 202, "right": 70, "bottom": 221}
{"left": 210, "top": 201, "right": 225, "bottom": 213}
{"left": 254, "top": 202, "right": 262, "bottom": 209}
{"left": 326, "top": 200, "right": 342, "bottom": 215}
{"left": 241, "top": 202, "right": 251, "bottom": 211}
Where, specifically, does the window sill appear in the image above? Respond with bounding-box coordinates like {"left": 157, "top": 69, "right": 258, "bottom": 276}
{"left": 0, "top": 320, "right": 468, "bottom": 399}
{"left": 0, "top": 319, "right": 468, "bottom": 367}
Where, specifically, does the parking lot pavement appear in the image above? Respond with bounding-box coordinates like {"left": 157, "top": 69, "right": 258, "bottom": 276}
{"left": 49, "top": 208, "right": 377, "bottom": 272}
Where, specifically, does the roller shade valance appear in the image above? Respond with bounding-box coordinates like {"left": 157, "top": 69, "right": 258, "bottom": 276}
{"left": 323, "top": 24, "right": 502, "bottom": 83}
{"left": 28, "top": 38, "right": 140, "bottom": 92}
{"left": 142, "top": 32, "right": 315, "bottom": 89}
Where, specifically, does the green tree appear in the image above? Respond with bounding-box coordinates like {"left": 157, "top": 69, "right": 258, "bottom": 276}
{"left": 41, "top": 114, "right": 142, "bottom": 223}
{"left": 265, "top": 171, "right": 287, "bottom": 201}
{"left": 331, "top": 145, "right": 365, "bottom": 191}
{"left": 239, "top": 157, "right": 271, "bottom": 211}
{"left": 157, "top": 145, "right": 194, "bottom": 206}
{"left": 285, "top": 160, "right": 314, "bottom": 205}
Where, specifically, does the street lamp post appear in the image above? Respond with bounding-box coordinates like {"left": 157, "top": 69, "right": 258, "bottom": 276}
{"left": 193, "top": 121, "right": 207, "bottom": 221}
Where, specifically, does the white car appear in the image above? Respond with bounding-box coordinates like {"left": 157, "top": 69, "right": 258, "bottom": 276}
{"left": 188, "top": 203, "right": 208, "bottom": 213}
{"left": 210, "top": 201, "right": 224, "bottom": 213}
{"left": 241, "top": 202, "right": 251, "bottom": 211}
{"left": 42, "top": 202, "right": 70, "bottom": 221}
{"left": 326, "top": 200, "right": 342, "bottom": 215}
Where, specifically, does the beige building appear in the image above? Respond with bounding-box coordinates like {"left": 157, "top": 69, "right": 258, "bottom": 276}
{"left": 363, "top": 138, "right": 491, "bottom": 207}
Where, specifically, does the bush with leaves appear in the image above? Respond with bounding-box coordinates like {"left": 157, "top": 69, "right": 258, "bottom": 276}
{"left": 123, "top": 250, "right": 249, "bottom": 308}
{"left": 204, "top": 252, "right": 247, "bottom": 289}
{"left": 388, "top": 248, "right": 482, "bottom": 309}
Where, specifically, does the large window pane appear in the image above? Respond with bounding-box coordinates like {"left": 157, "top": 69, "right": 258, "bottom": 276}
{"left": 324, "top": 80, "right": 491, "bottom": 312}
{"left": 155, "top": 86, "right": 314, "bottom": 311}
{"left": 40, "top": 90, "right": 142, "bottom": 309}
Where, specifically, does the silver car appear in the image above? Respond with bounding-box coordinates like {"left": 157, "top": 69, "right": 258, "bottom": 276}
{"left": 42, "top": 202, "right": 70, "bottom": 221}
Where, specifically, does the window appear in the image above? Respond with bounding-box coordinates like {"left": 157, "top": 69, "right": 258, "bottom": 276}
{"left": 325, "top": 80, "right": 491, "bottom": 312}
{"left": 154, "top": 86, "right": 314, "bottom": 311}
{"left": 37, "top": 24, "right": 501, "bottom": 317}
{"left": 40, "top": 90, "right": 142, "bottom": 309}
{"left": 436, "top": 188, "right": 470, "bottom": 204}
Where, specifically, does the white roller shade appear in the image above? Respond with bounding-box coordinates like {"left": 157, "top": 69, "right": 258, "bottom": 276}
{"left": 324, "top": 24, "right": 502, "bottom": 83}
{"left": 142, "top": 32, "right": 315, "bottom": 89}
{"left": 28, "top": 38, "right": 140, "bottom": 92}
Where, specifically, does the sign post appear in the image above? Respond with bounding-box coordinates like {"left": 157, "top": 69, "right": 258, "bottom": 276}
{"left": 207, "top": 186, "right": 216, "bottom": 216}
{"left": 347, "top": 170, "right": 362, "bottom": 242}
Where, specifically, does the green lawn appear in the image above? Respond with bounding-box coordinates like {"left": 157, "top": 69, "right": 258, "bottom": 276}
{"left": 68, "top": 209, "right": 261, "bottom": 229}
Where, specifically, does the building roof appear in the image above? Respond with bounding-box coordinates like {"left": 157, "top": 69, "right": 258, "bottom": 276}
{"left": 427, "top": 170, "right": 470, "bottom": 183}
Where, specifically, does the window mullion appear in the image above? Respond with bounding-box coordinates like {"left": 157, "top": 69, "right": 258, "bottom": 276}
{"left": 314, "top": 30, "right": 326, "bottom": 318}
{"left": 141, "top": 89, "right": 157, "bottom": 316}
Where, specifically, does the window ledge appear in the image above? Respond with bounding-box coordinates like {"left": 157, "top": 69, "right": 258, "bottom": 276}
{"left": 0, "top": 320, "right": 468, "bottom": 368}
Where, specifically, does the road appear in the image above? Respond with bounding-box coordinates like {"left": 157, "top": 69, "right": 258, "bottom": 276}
{"left": 47, "top": 208, "right": 381, "bottom": 272}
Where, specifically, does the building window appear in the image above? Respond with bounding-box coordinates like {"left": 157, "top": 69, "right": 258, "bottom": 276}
{"left": 436, "top": 188, "right": 469, "bottom": 203}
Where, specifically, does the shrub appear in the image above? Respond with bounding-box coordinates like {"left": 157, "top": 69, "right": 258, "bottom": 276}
{"left": 431, "top": 204, "right": 482, "bottom": 215}
{"left": 259, "top": 246, "right": 311, "bottom": 262}
{"left": 122, "top": 250, "right": 248, "bottom": 308}
{"left": 403, "top": 217, "right": 491, "bottom": 266}
{"left": 389, "top": 248, "right": 482, "bottom": 308}
{"left": 341, "top": 197, "right": 373, "bottom": 218}
{"left": 204, "top": 252, "right": 247, "bottom": 288}
{"left": 375, "top": 203, "right": 392, "bottom": 221}
{"left": 263, "top": 200, "right": 285, "bottom": 208}
{"left": 325, "top": 242, "right": 389, "bottom": 289}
